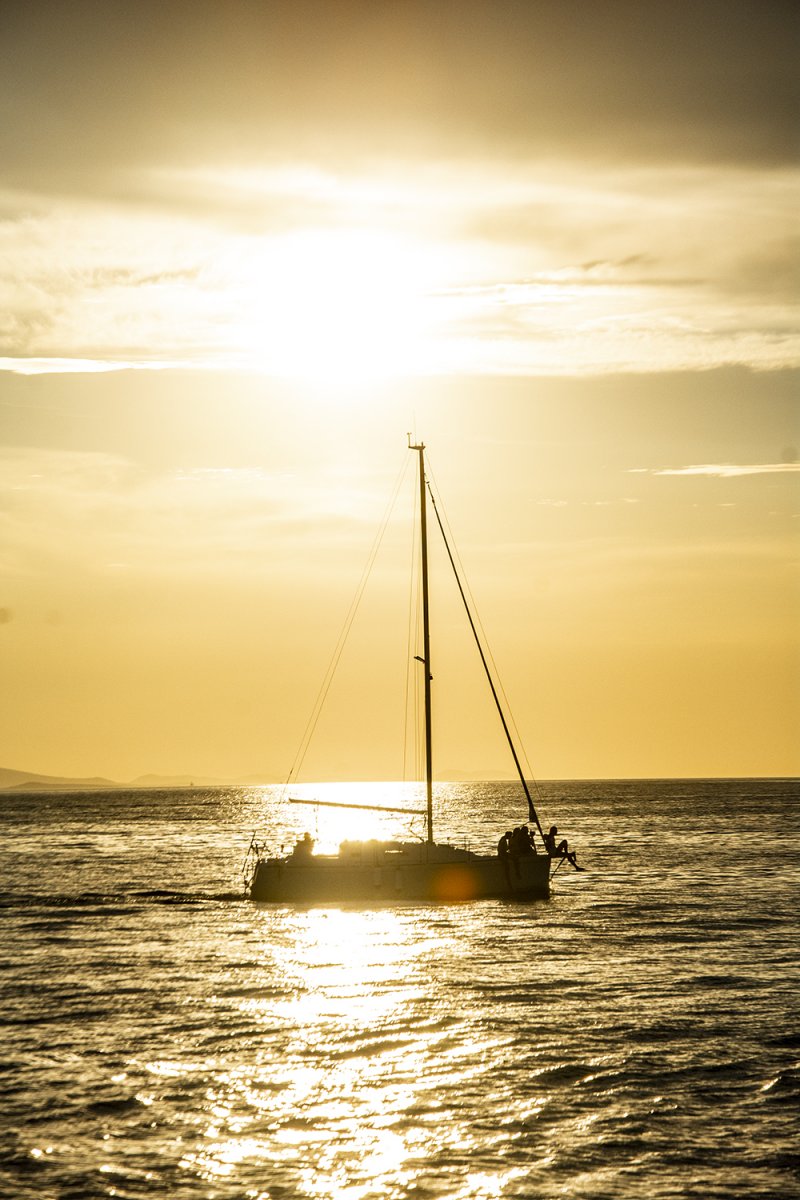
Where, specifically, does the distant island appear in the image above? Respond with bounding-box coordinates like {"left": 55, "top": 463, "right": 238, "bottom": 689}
{"left": 0, "top": 764, "right": 519, "bottom": 792}
{"left": 0, "top": 766, "right": 283, "bottom": 793}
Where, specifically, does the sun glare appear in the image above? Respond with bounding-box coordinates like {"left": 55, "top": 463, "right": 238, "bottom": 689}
{"left": 237, "top": 229, "right": 435, "bottom": 384}
{"left": 283, "top": 783, "right": 428, "bottom": 855}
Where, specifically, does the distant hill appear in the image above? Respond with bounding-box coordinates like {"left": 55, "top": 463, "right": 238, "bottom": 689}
{"left": 0, "top": 766, "right": 120, "bottom": 791}
{"left": 0, "top": 765, "right": 523, "bottom": 792}
{"left": 0, "top": 766, "right": 237, "bottom": 792}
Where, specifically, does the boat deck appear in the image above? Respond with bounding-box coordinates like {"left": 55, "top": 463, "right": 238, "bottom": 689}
{"left": 250, "top": 840, "right": 550, "bottom": 903}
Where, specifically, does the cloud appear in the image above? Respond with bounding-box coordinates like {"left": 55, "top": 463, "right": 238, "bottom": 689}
{"left": 0, "top": 154, "right": 797, "bottom": 376}
{"left": 638, "top": 463, "right": 800, "bottom": 477}
{"left": 0, "top": 357, "right": 169, "bottom": 375}
{"left": 1, "top": 0, "right": 797, "bottom": 205}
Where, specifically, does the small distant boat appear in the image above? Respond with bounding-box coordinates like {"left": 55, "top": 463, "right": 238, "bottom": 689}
{"left": 247, "top": 439, "right": 561, "bottom": 903}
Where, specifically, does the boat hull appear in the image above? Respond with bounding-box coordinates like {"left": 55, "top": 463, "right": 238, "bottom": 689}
{"left": 250, "top": 845, "right": 550, "bottom": 903}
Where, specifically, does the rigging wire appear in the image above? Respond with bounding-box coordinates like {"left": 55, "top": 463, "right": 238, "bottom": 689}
{"left": 426, "top": 455, "right": 535, "bottom": 772}
{"left": 424, "top": 452, "right": 549, "bottom": 829}
{"left": 402, "top": 468, "right": 419, "bottom": 783}
{"left": 282, "top": 452, "right": 412, "bottom": 795}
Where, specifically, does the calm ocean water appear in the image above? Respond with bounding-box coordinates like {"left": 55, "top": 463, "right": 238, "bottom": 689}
{"left": 1, "top": 779, "right": 798, "bottom": 1200}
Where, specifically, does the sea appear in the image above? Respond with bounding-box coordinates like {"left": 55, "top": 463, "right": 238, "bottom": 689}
{"left": 1, "top": 778, "right": 798, "bottom": 1200}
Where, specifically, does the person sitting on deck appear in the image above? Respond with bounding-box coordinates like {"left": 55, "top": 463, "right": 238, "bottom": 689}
{"left": 497, "top": 830, "right": 513, "bottom": 859}
{"left": 497, "top": 830, "right": 513, "bottom": 885}
{"left": 291, "top": 832, "right": 315, "bottom": 859}
{"left": 509, "top": 825, "right": 535, "bottom": 857}
{"left": 520, "top": 824, "right": 537, "bottom": 854}
{"left": 543, "top": 824, "right": 582, "bottom": 870}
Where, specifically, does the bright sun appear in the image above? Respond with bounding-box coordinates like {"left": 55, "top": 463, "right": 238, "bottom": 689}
{"left": 238, "top": 229, "right": 436, "bottom": 384}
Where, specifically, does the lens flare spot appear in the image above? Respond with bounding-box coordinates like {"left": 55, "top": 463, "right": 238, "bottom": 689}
{"left": 431, "top": 864, "right": 480, "bottom": 902}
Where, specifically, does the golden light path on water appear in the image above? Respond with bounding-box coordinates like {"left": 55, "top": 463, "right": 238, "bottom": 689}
{"left": 183, "top": 913, "right": 491, "bottom": 1197}
{"left": 136, "top": 879, "right": 566, "bottom": 1199}
{"left": 131, "top": 784, "right": 568, "bottom": 1197}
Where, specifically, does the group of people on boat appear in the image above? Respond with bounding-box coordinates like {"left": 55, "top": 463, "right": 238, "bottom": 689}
{"left": 497, "top": 825, "right": 536, "bottom": 861}
{"left": 497, "top": 822, "right": 581, "bottom": 873}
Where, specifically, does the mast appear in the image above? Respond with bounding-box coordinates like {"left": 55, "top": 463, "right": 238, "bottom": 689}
{"left": 409, "top": 437, "right": 434, "bottom": 844}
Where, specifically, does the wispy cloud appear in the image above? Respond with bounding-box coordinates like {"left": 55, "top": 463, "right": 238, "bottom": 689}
{"left": 639, "top": 463, "right": 800, "bottom": 478}
{"left": 0, "top": 357, "right": 163, "bottom": 376}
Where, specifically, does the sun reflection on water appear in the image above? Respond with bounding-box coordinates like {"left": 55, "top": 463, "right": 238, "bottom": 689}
{"left": 133, "top": 894, "right": 600, "bottom": 1198}
{"left": 169, "top": 904, "right": 491, "bottom": 1197}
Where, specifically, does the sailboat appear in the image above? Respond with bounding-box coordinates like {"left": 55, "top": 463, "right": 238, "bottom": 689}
{"left": 248, "top": 439, "right": 556, "bottom": 903}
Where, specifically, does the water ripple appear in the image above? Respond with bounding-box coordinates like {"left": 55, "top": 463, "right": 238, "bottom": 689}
{"left": 0, "top": 779, "right": 797, "bottom": 1198}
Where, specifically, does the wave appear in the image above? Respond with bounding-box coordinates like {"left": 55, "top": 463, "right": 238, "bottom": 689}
{"left": 0, "top": 888, "right": 246, "bottom": 909}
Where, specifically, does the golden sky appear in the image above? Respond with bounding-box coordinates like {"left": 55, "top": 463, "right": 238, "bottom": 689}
{"left": 1, "top": 0, "right": 798, "bottom": 781}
